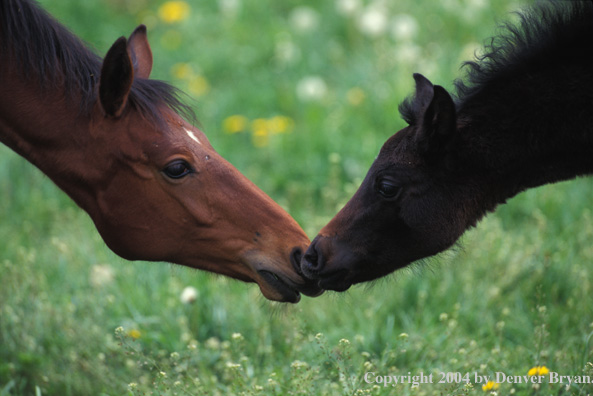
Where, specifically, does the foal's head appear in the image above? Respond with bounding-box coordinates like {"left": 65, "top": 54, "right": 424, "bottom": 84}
{"left": 301, "top": 74, "right": 482, "bottom": 291}
{"left": 89, "top": 27, "right": 321, "bottom": 302}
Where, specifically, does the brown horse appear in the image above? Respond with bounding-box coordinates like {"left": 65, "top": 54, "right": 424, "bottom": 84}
{"left": 301, "top": 1, "right": 593, "bottom": 292}
{"left": 0, "top": 0, "right": 322, "bottom": 302}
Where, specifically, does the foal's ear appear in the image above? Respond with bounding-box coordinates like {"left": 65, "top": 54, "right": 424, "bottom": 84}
{"left": 99, "top": 37, "right": 134, "bottom": 118}
{"left": 412, "top": 74, "right": 457, "bottom": 158}
{"left": 127, "top": 25, "right": 153, "bottom": 79}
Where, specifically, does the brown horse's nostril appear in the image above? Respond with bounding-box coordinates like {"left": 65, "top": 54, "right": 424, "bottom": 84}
{"left": 290, "top": 247, "right": 304, "bottom": 276}
{"left": 301, "top": 241, "right": 324, "bottom": 279}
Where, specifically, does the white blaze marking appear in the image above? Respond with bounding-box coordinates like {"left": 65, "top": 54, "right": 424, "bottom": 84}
{"left": 184, "top": 128, "right": 201, "bottom": 145}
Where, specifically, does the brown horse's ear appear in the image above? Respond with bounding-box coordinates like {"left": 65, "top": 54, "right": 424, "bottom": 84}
{"left": 99, "top": 37, "right": 134, "bottom": 118}
{"left": 127, "top": 25, "right": 153, "bottom": 79}
{"left": 413, "top": 74, "right": 457, "bottom": 159}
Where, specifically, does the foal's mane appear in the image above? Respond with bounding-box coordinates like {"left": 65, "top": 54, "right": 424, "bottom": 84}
{"left": 0, "top": 0, "right": 194, "bottom": 124}
{"left": 399, "top": 1, "right": 593, "bottom": 124}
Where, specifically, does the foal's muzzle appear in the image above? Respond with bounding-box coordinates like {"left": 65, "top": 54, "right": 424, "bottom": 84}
{"left": 300, "top": 236, "right": 353, "bottom": 292}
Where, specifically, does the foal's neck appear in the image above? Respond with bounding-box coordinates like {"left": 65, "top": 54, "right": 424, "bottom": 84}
{"left": 457, "top": 63, "right": 593, "bottom": 206}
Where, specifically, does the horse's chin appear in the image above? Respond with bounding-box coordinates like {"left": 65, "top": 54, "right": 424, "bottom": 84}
{"left": 257, "top": 270, "right": 302, "bottom": 303}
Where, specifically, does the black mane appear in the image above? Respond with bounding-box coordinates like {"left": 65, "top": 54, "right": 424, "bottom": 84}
{"left": 0, "top": 0, "right": 194, "bottom": 124}
{"left": 454, "top": 1, "right": 593, "bottom": 108}
{"left": 399, "top": 1, "right": 593, "bottom": 124}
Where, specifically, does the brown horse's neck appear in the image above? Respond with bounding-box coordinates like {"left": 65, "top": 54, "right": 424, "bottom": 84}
{"left": 0, "top": 64, "right": 103, "bottom": 218}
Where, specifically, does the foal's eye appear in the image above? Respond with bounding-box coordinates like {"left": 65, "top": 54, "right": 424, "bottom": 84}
{"left": 163, "top": 160, "right": 193, "bottom": 179}
{"left": 377, "top": 179, "right": 400, "bottom": 199}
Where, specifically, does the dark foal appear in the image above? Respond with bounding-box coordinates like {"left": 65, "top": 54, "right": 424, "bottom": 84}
{"left": 302, "top": 1, "right": 593, "bottom": 292}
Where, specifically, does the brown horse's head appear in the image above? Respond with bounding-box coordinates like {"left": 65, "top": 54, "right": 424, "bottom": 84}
{"left": 301, "top": 74, "right": 481, "bottom": 291}
{"left": 85, "top": 27, "right": 322, "bottom": 302}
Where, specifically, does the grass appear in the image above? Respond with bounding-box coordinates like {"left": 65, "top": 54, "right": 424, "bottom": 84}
{"left": 1, "top": 0, "right": 593, "bottom": 395}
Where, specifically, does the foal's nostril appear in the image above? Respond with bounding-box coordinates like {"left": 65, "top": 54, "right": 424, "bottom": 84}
{"left": 301, "top": 241, "right": 324, "bottom": 278}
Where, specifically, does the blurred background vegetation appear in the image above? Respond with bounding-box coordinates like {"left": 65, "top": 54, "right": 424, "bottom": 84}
{"left": 2, "top": 0, "right": 593, "bottom": 395}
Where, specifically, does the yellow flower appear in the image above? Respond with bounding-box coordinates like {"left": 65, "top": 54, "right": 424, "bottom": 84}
{"left": 127, "top": 329, "right": 142, "bottom": 339}
{"left": 251, "top": 128, "right": 269, "bottom": 148}
{"left": 251, "top": 118, "right": 270, "bottom": 147}
{"left": 158, "top": 1, "right": 190, "bottom": 23}
{"left": 188, "top": 76, "right": 210, "bottom": 97}
{"left": 482, "top": 381, "right": 500, "bottom": 391}
{"left": 347, "top": 87, "right": 366, "bottom": 106}
{"left": 268, "top": 115, "right": 295, "bottom": 134}
{"left": 171, "top": 62, "right": 194, "bottom": 80}
{"left": 528, "top": 366, "right": 550, "bottom": 376}
{"left": 223, "top": 115, "right": 249, "bottom": 134}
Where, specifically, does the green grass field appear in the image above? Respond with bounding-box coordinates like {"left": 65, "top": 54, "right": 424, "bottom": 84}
{"left": 2, "top": 0, "right": 593, "bottom": 395}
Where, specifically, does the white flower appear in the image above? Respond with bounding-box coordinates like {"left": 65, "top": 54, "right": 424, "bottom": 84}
{"left": 296, "top": 76, "right": 327, "bottom": 102}
{"left": 289, "top": 6, "right": 319, "bottom": 33}
{"left": 218, "top": 0, "right": 240, "bottom": 18}
{"left": 396, "top": 43, "right": 421, "bottom": 64}
{"left": 357, "top": 6, "right": 388, "bottom": 37}
{"left": 90, "top": 264, "right": 114, "bottom": 287}
{"left": 275, "top": 35, "right": 301, "bottom": 65}
{"left": 335, "top": 0, "right": 361, "bottom": 16}
{"left": 180, "top": 286, "right": 198, "bottom": 304}
{"left": 391, "top": 14, "right": 419, "bottom": 41}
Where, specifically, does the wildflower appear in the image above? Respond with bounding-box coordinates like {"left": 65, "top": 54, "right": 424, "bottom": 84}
{"left": 527, "top": 366, "right": 550, "bottom": 376}
{"left": 291, "top": 360, "right": 309, "bottom": 369}
{"left": 347, "top": 87, "right": 365, "bottom": 106}
{"left": 357, "top": 5, "right": 388, "bottom": 38}
{"left": 391, "top": 14, "right": 419, "bottom": 41}
{"left": 158, "top": 1, "right": 190, "bottom": 23}
{"left": 296, "top": 76, "right": 327, "bottom": 102}
{"left": 115, "top": 326, "right": 125, "bottom": 336}
{"left": 335, "top": 0, "right": 361, "bottom": 16}
{"left": 268, "top": 115, "right": 295, "bottom": 134}
{"left": 219, "top": 0, "right": 240, "bottom": 18}
{"left": 396, "top": 43, "right": 421, "bottom": 65}
{"left": 159, "top": 371, "right": 167, "bottom": 378}
{"left": 482, "top": 381, "right": 500, "bottom": 391}
{"left": 171, "top": 62, "right": 193, "bottom": 79}
{"left": 188, "top": 76, "right": 209, "bottom": 97}
{"left": 339, "top": 338, "right": 351, "bottom": 347}
{"left": 180, "top": 286, "right": 198, "bottom": 304}
{"left": 439, "top": 313, "right": 449, "bottom": 322}
{"left": 251, "top": 124, "right": 270, "bottom": 147}
{"left": 223, "top": 115, "right": 248, "bottom": 134}
{"left": 127, "top": 329, "right": 141, "bottom": 339}
{"left": 399, "top": 332, "right": 409, "bottom": 339}
{"left": 225, "top": 362, "right": 241, "bottom": 369}
{"left": 289, "top": 6, "right": 319, "bottom": 33}
{"left": 315, "top": 332, "right": 324, "bottom": 340}
{"left": 128, "top": 382, "right": 138, "bottom": 391}
{"left": 275, "top": 38, "right": 300, "bottom": 65}
{"left": 90, "top": 264, "right": 114, "bottom": 287}
{"left": 231, "top": 332, "right": 244, "bottom": 341}
{"left": 170, "top": 352, "right": 180, "bottom": 360}
{"left": 205, "top": 337, "right": 221, "bottom": 349}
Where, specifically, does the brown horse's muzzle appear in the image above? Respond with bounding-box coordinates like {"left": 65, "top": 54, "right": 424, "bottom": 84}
{"left": 246, "top": 246, "right": 325, "bottom": 303}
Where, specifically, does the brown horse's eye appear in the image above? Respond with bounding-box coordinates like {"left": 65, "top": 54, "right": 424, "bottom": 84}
{"left": 163, "top": 160, "right": 193, "bottom": 179}
{"left": 377, "top": 179, "right": 400, "bottom": 199}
